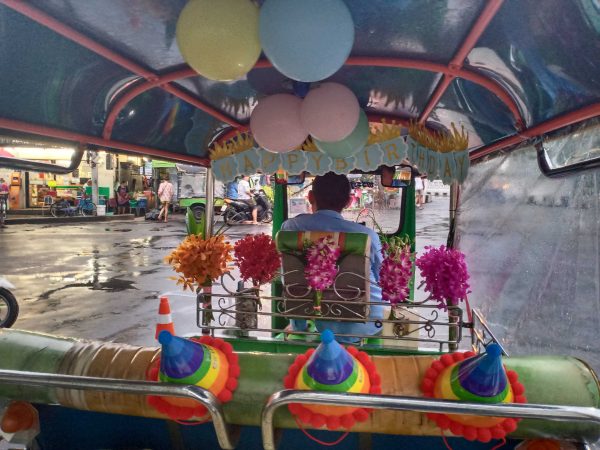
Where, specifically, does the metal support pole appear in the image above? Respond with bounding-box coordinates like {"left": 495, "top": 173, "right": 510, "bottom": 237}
{"left": 0, "top": 369, "right": 238, "bottom": 450}
{"left": 261, "top": 390, "right": 600, "bottom": 450}
{"left": 89, "top": 149, "right": 100, "bottom": 206}
{"left": 204, "top": 168, "right": 215, "bottom": 238}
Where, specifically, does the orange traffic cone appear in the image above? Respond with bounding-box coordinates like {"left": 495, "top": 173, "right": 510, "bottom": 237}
{"left": 155, "top": 296, "right": 175, "bottom": 341}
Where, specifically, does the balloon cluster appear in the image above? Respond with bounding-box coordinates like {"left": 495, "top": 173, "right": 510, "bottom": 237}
{"left": 250, "top": 83, "right": 369, "bottom": 156}
{"left": 177, "top": 0, "right": 365, "bottom": 158}
{"left": 176, "top": 0, "right": 354, "bottom": 82}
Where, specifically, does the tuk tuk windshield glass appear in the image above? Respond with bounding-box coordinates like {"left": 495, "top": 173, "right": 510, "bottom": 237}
{"left": 287, "top": 174, "right": 403, "bottom": 235}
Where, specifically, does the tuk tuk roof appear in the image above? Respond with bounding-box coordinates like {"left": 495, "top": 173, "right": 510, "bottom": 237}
{"left": 0, "top": 0, "right": 598, "bottom": 166}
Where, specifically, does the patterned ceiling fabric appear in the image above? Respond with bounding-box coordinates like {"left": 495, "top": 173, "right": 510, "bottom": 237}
{"left": 430, "top": 78, "right": 517, "bottom": 148}
{"left": 1, "top": 0, "right": 598, "bottom": 159}
{"left": 28, "top": 0, "right": 189, "bottom": 71}
{"left": 0, "top": 5, "right": 132, "bottom": 136}
{"left": 466, "top": 0, "right": 600, "bottom": 127}
{"left": 108, "top": 89, "right": 225, "bottom": 158}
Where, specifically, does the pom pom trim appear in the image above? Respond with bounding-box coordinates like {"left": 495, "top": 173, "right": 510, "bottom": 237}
{"left": 284, "top": 345, "right": 382, "bottom": 431}
{"left": 421, "top": 351, "right": 527, "bottom": 443}
{"left": 146, "top": 336, "right": 240, "bottom": 422}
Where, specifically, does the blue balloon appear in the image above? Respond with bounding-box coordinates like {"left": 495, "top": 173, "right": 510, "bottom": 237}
{"left": 314, "top": 109, "right": 369, "bottom": 159}
{"left": 259, "top": 0, "right": 355, "bottom": 82}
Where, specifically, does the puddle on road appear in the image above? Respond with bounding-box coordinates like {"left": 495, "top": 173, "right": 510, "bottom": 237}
{"left": 39, "top": 277, "right": 137, "bottom": 300}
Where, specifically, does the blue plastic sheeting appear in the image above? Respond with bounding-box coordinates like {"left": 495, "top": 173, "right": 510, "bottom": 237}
{"left": 456, "top": 143, "right": 600, "bottom": 374}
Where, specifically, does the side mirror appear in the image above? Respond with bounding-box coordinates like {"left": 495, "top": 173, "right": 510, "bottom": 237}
{"left": 380, "top": 165, "right": 412, "bottom": 188}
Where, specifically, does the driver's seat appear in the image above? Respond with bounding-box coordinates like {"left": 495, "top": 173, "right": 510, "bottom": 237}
{"left": 276, "top": 231, "right": 372, "bottom": 326}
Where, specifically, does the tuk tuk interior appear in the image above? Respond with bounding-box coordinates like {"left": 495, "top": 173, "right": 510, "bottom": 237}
{"left": 0, "top": 0, "right": 599, "bottom": 449}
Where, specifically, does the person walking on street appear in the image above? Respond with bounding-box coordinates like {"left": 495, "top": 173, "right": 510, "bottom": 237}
{"left": 157, "top": 175, "right": 174, "bottom": 223}
{"left": 415, "top": 172, "right": 425, "bottom": 209}
{"left": 116, "top": 181, "right": 130, "bottom": 215}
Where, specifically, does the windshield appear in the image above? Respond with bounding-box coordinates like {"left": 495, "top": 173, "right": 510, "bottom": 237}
{"left": 287, "top": 174, "right": 403, "bottom": 235}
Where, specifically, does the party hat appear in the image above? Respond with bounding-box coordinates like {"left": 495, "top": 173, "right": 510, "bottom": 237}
{"left": 452, "top": 344, "right": 509, "bottom": 402}
{"left": 423, "top": 344, "right": 526, "bottom": 442}
{"left": 434, "top": 344, "right": 512, "bottom": 404}
{"left": 148, "top": 333, "right": 240, "bottom": 421}
{"left": 158, "top": 331, "right": 228, "bottom": 394}
{"left": 295, "top": 330, "right": 369, "bottom": 394}
{"left": 285, "top": 329, "right": 381, "bottom": 430}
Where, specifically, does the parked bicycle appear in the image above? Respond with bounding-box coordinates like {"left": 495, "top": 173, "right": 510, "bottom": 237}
{"left": 50, "top": 197, "right": 96, "bottom": 217}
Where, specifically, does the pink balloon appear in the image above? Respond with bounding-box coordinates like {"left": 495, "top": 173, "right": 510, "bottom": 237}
{"left": 300, "top": 82, "right": 360, "bottom": 142}
{"left": 250, "top": 94, "right": 308, "bottom": 153}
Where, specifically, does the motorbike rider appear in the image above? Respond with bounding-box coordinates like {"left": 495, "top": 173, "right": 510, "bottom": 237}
{"left": 237, "top": 175, "right": 258, "bottom": 225}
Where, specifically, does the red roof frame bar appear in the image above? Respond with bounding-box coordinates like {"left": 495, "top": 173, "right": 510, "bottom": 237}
{"left": 469, "top": 102, "right": 600, "bottom": 160}
{"left": 118, "top": 57, "right": 523, "bottom": 142}
{"left": 0, "top": 0, "right": 532, "bottom": 155}
{"left": 342, "top": 57, "right": 524, "bottom": 128}
{"left": 0, "top": 0, "right": 242, "bottom": 129}
{"left": 0, "top": 117, "right": 210, "bottom": 165}
{"left": 418, "top": 1, "right": 511, "bottom": 127}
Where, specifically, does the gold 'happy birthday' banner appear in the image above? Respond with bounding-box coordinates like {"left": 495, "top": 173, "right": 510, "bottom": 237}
{"left": 209, "top": 122, "right": 469, "bottom": 185}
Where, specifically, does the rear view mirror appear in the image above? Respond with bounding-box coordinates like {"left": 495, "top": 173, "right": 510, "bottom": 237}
{"left": 380, "top": 165, "right": 412, "bottom": 188}
{"left": 273, "top": 171, "right": 306, "bottom": 185}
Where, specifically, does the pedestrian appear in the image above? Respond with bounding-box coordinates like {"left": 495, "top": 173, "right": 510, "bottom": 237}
{"left": 81, "top": 180, "right": 92, "bottom": 199}
{"left": 415, "top": 172, "right": 425, "bottom": 209}
{"left": 157, "top": 175, "right": 174, "bottom": 223}
{"left": 0, "top": 178, "right": 9, "bottom": 195}
{"left": 116, "top": 181, "right": 130, "bottom": 215}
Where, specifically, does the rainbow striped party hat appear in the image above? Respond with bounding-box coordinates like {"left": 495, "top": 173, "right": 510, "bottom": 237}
{"left": 295, "top": 330, "right": 369, "bottom": 393}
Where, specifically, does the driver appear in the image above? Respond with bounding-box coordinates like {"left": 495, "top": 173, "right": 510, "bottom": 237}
{"left": 280, "top": 172, "right": 385, "bottom": 342}
{"left": 237, "top": 175, "right": 258, "bottom": 225}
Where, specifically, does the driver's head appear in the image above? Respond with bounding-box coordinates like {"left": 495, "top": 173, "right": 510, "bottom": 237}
{"left": 309, "top": 172, "right": 351, "bottom": 212}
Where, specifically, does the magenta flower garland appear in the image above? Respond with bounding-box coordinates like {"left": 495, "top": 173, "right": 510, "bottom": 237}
{"left": 304, "top": 237, "right": 341, "bottom": 314}
{"left": 415, "top": 245, "right": 470, "bottom": 309}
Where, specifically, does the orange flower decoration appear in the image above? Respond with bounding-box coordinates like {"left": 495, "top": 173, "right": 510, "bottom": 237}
{"left": 165, "top": 234, "right": 233, "bottom": 291}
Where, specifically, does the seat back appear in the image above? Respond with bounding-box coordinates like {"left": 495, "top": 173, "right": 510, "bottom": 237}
{"left": 276, "top": 231, "right": 371, "bottom": 321}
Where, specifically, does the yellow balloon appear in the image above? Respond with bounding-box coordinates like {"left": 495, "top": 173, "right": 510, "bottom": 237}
{"left": 176, "top": 0, "right": 261, "bottom": 81}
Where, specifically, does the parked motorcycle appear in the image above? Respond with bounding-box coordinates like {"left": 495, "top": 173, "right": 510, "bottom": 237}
{"left": 222, "top": 190, "right": 273, "bottom": 225}
{"left": 0, "top": 277, "right": 18, "bottom": 328}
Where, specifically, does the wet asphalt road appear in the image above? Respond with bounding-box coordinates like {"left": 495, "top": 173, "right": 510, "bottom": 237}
{"left": 0, "top": 197, "right": 449, "bottom": 347}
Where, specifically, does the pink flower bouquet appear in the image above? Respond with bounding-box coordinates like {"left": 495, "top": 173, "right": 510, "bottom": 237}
{"left": 415, "top": 245, "right": 470, "bottom": 309}
{"left": 379, "top": 237, "right": 413, "bottom": 304}
{"left": 304, "top": 237, "right": 341, "bottom": 314}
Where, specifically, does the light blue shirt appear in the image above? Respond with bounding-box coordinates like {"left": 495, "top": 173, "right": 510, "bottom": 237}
{"left": 280, "top": 210, "right": 385, "bottom": 342}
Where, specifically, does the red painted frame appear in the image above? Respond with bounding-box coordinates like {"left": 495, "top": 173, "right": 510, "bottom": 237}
{"left": 0, "top": 0, "right": 598, "bottom": 164}
{"left": 0, "top": 117, "right": 210, "bottom": 166}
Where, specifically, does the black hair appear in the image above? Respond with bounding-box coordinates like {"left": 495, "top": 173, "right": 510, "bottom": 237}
{"left": 312, "top": 172, "right": 351, "bottom": 212}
